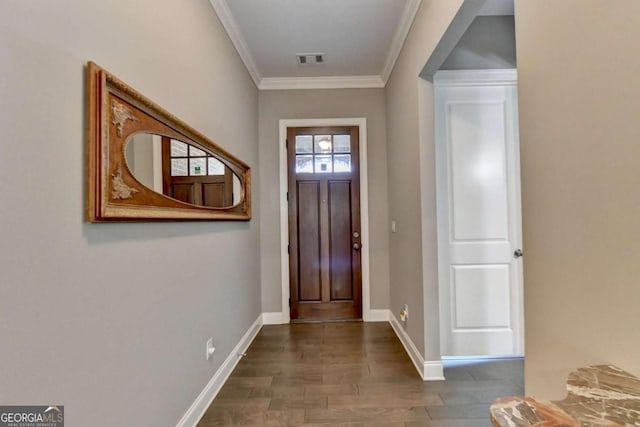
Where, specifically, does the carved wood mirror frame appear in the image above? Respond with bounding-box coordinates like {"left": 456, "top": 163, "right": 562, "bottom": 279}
{"left": 86, "top": 62, "right": 251, "bottom": 221}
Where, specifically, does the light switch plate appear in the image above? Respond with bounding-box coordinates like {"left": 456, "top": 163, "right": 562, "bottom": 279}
{"left": 206, "top": 338, "right": 215, "bottom": 360}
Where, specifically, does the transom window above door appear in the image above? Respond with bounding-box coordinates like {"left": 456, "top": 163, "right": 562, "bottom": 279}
{"left": 295, "top": 134, "right": 352, "bottom": 173}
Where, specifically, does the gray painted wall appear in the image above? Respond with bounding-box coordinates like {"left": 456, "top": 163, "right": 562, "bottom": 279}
{"left": 441, "top": 15, "right": 517, "bottom": 70}
{"left": 258, "top": 89, "right": 390, "bottom": 314}
{"left": 385, "top": 0, "right": 466, "bottom": 359}
{"left": 0, "top": 1, "right": 260, "bottom": 425}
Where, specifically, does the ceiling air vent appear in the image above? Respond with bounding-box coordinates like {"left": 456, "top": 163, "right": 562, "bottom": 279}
{"left": 297, "top": 53, "right": 325, "bottom": 66}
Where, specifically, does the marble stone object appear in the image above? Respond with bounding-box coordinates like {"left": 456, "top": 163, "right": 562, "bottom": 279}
{"left": 490, "top": 365, "right": 640, "bottom": 426}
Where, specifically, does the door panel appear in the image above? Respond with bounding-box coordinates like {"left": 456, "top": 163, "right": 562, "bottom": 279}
{"left": 288, "top": 126, "right": 362, "bottom": 321}
{"left": 435, "top": 70, "right": 523, "bottom": 357}
{"left": 168, "top": 176, "right": 230, "bottom": 207}
{"left": 203, "top": 182, "right": 225, "bottom": 206}
{"left": 297, "top": 181, "right": 322, "bottom": 301}
{"left": 171, "top": 183, "right": 194, "bottom": 204}
{"left": 328, "top": 180, "right": 353, "bottom": 301}
{"left": 450, "top": 102, "right": 509, "bottom": 241}
{"left": 452, "top": 265, "right": 511, "bottom": 328}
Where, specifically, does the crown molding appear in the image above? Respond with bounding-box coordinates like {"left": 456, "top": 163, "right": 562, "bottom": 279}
{"left": 259, "top": 75, "right": 385, "bottom": 91}
{"left": 208, "top": 0, "right": 262, "bottom": 87}
{"left": 381, "top": 0, "right": 423, "bottom": 84}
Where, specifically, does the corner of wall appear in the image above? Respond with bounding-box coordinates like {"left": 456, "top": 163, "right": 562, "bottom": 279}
{"left": 389, "top": 312, "right": 444, "bottom": 381}
{"left": 262, "top": 312, "right": 290, "bottom": 325}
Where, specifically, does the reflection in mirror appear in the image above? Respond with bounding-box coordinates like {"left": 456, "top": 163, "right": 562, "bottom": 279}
{"left": 125, "top": 134, "right": 241, "bottom": 208}
{"left": 125, "top": 133, "right": 163, "bottom": 193}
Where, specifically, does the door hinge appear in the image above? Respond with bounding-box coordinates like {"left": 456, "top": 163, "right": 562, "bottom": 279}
{"left": 286, "top": 191, "right": 289, "bottom": 202}
{"left": 287, "top": 244, "right": 290, "bottom": 255}
{"left": 285, "top": 139, "right": 288, "bottom": 150}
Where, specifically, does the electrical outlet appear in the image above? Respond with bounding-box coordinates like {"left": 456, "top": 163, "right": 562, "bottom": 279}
{"left": 400, "top": 304, "right": 409, "bottom": 322}
{"left": 206, "top": 338, "right": 215, "bottom": 360}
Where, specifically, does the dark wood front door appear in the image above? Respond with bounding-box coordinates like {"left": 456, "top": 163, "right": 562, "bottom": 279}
{"left": 288, "top": 126, "right": 362, "bottom": 321}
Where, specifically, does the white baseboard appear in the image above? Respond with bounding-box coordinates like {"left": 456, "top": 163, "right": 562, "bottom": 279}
{"left": 363, "top": 309, "right": 390, "bottom": 322}
{"left": 262, "top": 311, "right": 290, "bottom": 325}
{"left": 388, "top": 312, "right": 444, "bottom": 381}
{"left": 176, "top": 315, "right": 263, "bottom": 427}
{"left": 424, "top": 360, "right": 445, "bottom": 380}
{"left": 442, "top": 355, "right": 525, "bottom": 361}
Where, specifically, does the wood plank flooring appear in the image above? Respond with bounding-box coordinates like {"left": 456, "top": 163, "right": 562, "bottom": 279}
{"left": 197, "top": 322, "right": 523, "bottom": 427}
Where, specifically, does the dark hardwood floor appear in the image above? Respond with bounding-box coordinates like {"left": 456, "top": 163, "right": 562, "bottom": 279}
{"left": 197, "top": 322, "right": 523, "bottom": 426}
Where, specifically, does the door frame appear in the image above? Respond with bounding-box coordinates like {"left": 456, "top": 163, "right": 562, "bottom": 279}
{"left": 273, "top": 118, "right": 377, "bottom": 323}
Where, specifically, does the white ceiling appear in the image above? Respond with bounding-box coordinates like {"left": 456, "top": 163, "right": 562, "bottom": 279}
{"left": 209, "top": 0, "right": 514, "bottom": 90}
{"left": 209, "top": 0, "right": 420, "bottom": 89}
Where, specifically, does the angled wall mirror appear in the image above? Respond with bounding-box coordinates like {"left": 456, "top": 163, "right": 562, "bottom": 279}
{"left": 86, "top": 62, "right": 251, "bottom": 221}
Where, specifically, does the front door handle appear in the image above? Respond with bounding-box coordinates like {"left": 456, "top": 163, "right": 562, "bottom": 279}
{"left": 353, "top": 243, "right": 361, "bottom": 251}
{"left": 514, "top": 249, "right": 523, "bottom": 258}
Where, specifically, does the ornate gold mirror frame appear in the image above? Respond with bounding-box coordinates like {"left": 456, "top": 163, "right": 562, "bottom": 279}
{"left": 86, "top": 62, "right": 251, "bottom": 221}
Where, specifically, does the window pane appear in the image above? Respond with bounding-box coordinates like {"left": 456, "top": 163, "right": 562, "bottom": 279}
{"left": 208, "top": 156, "right": 225, "bottom": 175}
{"left": 295, "top": 155, "right": 313, "bottom": 173}
{"left": 315, "top": 155, "right": 332, "bottom": 173}
{"left": 171, "top": 140, "right": 188, "bottom": 157}
{"left": 334, "top": 154, "right": 352, "bottom": 172}
{"left": 333, "top": 135, "right": 351, "bottom": 153}
{"left": 189, "top": 145, "right": 206, "bottom": 157}
{"left": 171, "top": 158, "right": 188, "bottom": 176}
{"left": 190, "top": 158, "right": 206, "bottom": 176}
{"left": 295, "top": 135, "right": 313, "bottom": 154}
{"left": 314, "top": 135, "right": 332, "bottom": 153}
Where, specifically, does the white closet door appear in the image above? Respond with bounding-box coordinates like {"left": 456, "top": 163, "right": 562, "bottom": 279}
{"left": 435, "top": 70, "right": 524, "bottom": 357}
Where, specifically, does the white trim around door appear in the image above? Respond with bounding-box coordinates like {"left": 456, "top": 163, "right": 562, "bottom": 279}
{"left": 271, "top": 118, "right": 376, "bottom": 324}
